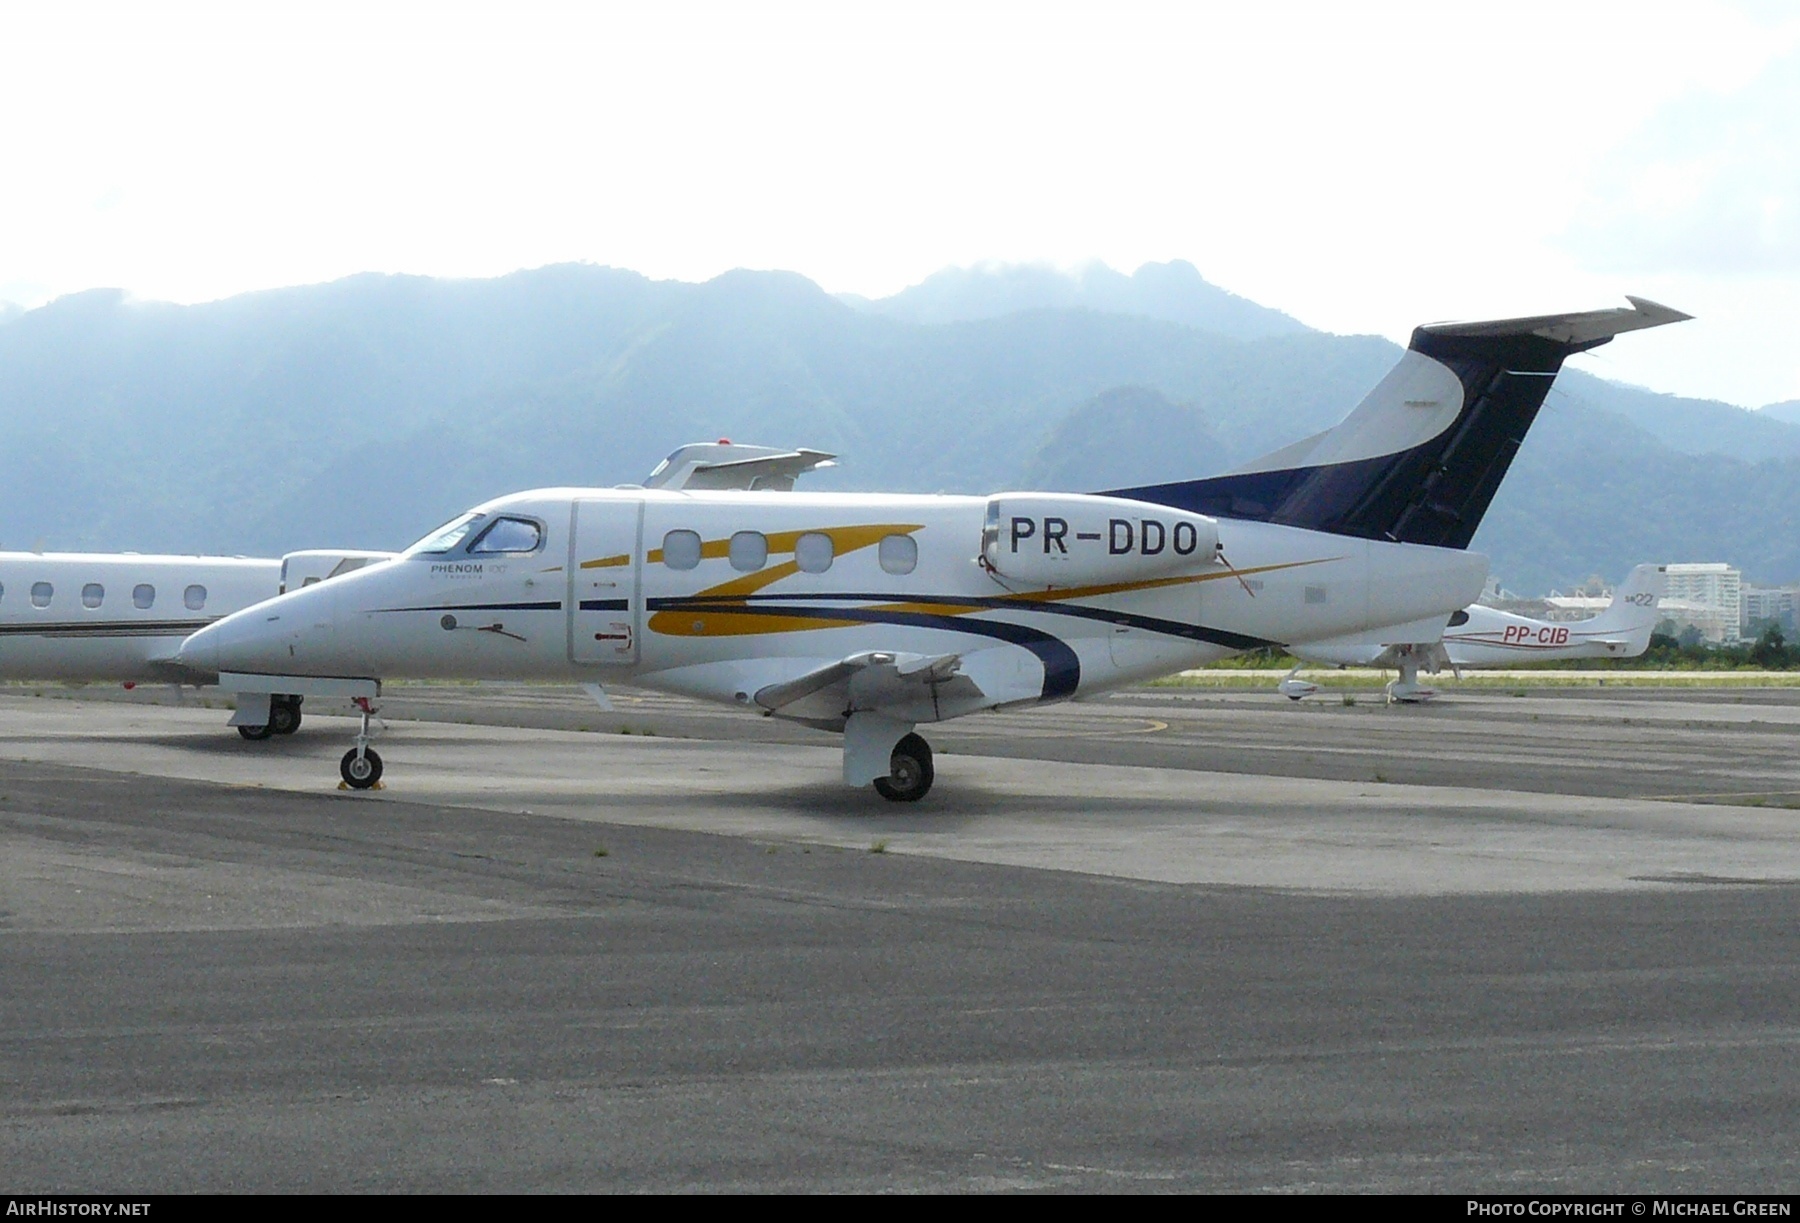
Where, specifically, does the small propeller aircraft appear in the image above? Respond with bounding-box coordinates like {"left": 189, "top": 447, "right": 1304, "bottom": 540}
{"left": 177, "top": 298, "right": 1690, "bottom": 798}
{"left": 1284, "top": 563, "right": 1668, "bottom": 702}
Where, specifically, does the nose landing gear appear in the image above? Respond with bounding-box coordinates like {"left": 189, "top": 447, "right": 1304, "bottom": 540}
{"left": 339, "top": 697, "right": 384, "bottom": 790}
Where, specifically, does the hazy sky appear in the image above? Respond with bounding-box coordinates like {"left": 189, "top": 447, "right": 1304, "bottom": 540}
{"left": 3, "top": 1, "right": 1797, "bottom": 406}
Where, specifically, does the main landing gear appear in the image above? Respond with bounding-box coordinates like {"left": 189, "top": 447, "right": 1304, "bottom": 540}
{"left": 874, "top": 733, "right": 934, "bottom": 802}
{"left": 339, "top": 697, "right": 384, "bottom": 790}
{"left": 237, "top": 694, "right": 303, "bottom": 740}
{"left": 1385, "top": 656, "right": 1438, "bottom": 705}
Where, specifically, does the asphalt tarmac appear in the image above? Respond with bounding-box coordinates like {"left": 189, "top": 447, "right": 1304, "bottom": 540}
{"left": 3, "top": 685, "right": 1799, "bottom": 1191}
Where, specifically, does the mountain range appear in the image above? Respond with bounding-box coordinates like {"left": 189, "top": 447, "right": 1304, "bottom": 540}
{"left": 0, "top": 259, "right": 1794, "bottom": 596}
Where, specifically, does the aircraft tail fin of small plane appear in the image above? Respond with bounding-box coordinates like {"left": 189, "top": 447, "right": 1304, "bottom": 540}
{"left": 1104, "top": 297, "right": 1691, "bottom": 549}
{"left": 1584, "top": 563, "right": 1666, "bottom": 653}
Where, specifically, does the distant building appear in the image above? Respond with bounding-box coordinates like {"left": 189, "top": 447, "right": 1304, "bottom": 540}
{"left": 1742, "top": 585, "right": 1800, "bottom": 637}
{"left": 1484, "top": 576, "right": 1603, "bottom": 622}
{"left": 1541, "top": 594, "right": 1611, "bottom": 622}
{"left": 1661, "top": 563, "right": 1742, "bottom": 645}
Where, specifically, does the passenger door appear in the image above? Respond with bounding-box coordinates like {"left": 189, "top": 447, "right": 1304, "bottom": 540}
{"left": 568, "top": 498, "right": 643, "bottom": 666}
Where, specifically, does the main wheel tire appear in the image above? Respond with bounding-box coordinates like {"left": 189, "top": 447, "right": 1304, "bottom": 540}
{"left": 237, "top": 723, "right": 274, "bottom": 741}
{"left": 873, "top": 732, "right": 934, "bottom": 802}
{"left": 340, "top": 748, "right": 383, "bottom": 789}
{"left": 269, "top": 701, "right": 302, "bottom": 736}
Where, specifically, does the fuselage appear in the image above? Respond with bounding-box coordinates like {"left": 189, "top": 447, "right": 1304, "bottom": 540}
{"left": 179, "top": 486, "right": 1489, "bottom": 716}
{"left": 0, "top": 549, "right": 397, "bottom": 685}
{"left": 1440, "top": 604, "right": 1640, "bottom": 666}
{"left": 0, "top": 553, "right": 280, "bottom": 682}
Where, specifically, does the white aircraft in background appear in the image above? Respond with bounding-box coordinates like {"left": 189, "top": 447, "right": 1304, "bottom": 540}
{"left": 177, "top": 298, "right": 1689, "bottom": 799}
{"left": 1278, "top": 563, "right": 1667, "bottom": 702}
{"left": 0, "top": 549, "right": 392, "bottom": 736}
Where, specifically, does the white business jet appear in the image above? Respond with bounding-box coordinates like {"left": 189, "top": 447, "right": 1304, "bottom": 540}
{"left": 1280, "top": 563, "right": 1667, "bottom": 701}
{"left": 0, "top": 549, "right": 392, "bottom": 736}
{"left": 177, "top": 298, "right": 1689, "bottom": 798}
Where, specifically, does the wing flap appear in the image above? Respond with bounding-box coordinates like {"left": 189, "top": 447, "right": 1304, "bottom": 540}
{"left": 754, "top": 650, "right": 984, "bottom": 726}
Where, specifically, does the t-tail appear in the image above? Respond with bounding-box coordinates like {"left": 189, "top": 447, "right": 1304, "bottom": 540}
{"left": 1585, "top": 563, "right": 1667, "bottom": 653}
{"left": 1105, "top": 297, "right": 1691, "bottom": 548}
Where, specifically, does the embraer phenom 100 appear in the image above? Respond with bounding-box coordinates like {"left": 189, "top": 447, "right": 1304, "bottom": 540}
{"left": 178, "top": 298, "right": 1689, "bottom": 799}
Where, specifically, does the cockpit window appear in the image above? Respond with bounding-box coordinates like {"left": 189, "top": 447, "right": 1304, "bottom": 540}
{"left": 405, "top": 512, "right": 486, "bottom": 556}
{"left": 1448, "top": 610, "right": 1470, "bottom": 627}
{"left": 468, "top": 517, "right": 544, "bottom": 555}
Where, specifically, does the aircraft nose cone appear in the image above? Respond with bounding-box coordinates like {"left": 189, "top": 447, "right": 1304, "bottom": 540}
{"left": 180, "top": 582, "right": 341, "bottom": 677}
{"left": 177, "top": 620, "right": 222, "bottom": 677}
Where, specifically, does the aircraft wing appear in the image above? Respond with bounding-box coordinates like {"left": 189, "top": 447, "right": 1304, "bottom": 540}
{"left": 682, "top": 448, "right": 837, "bottom": 491}
{"left": 754, "top": 650, "right": 984, "bottom": 727}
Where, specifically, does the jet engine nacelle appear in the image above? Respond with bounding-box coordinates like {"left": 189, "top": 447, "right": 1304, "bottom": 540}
{"left": 981, "top": 493, "right": 1220, "bottom": 587}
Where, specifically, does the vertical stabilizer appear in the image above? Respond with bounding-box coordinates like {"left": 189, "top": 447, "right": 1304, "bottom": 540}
{"left": 1104, "top": 298, "right": 1691, "bottom": 548}
{"left": 1586, "top": 563, "right": 1667, "bottom": 652}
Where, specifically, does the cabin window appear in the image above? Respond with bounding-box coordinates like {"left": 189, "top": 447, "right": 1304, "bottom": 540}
{"left": 30, "top": 582, "right": 52, "bottom": 608}
{"left": 468, "top": 516, "right": 543, "bottom": 555}
{"left": 82, "top": 583, "right": 104, "bottom": 609}
{"left": 133, "top": 584, "right": 155, "bottom": 609}
{"left": 795, "top": 532, "right": 834, "bottom": 574}
{"left": 662, "top": 530, "right": 702, "bottom": 571}
{"left": 1304, "top": 585, "right": 1328, "bottom": 605}
{"left": 728, "top": 531, "right": 768, "bottom": 572}
{"left": 184, "top": 584, "right": 207, "bottom": 611}
{"left": 878, "top": 534, "right": 917, "bottom": 575}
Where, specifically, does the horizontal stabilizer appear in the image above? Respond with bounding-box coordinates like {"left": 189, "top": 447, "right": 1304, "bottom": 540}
{"left": 1420, "top": 297, "right": 1692, "bottom": 346}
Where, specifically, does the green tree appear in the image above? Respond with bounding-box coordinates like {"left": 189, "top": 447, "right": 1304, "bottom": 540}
{"left": 1751, "top": 622, "right": 1791, "bottom": 669}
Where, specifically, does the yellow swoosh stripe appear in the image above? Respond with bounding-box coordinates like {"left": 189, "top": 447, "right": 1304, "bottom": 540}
{"left": 649, "top": 555, "right": 1341, "bottom": 639}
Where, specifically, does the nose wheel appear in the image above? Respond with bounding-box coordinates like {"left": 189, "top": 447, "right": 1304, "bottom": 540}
{"left": 340, "top": 747, "right": 383, "bottom": 789}
{"left": 339, "top": 697, "right": 385, "bottom": 790}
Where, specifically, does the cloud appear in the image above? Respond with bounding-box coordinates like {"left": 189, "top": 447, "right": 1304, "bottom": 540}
{"left": 1566, "top": 47, "right": 1800, "bottom": 274}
